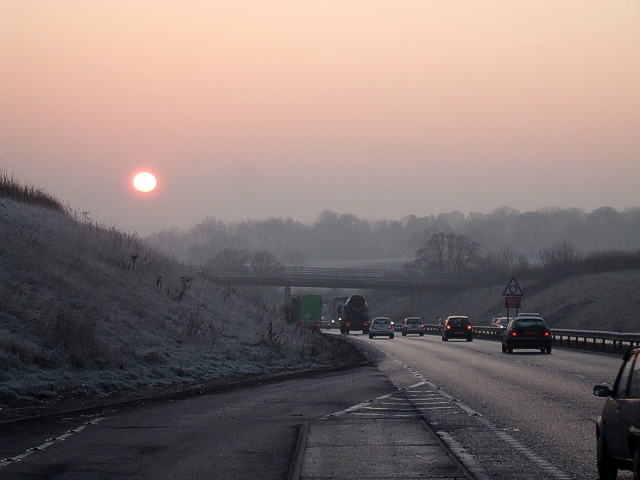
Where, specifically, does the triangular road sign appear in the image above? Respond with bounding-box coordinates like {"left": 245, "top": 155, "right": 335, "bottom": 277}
{"left": 502, "top": 277, "right": 523, "bottom": 296}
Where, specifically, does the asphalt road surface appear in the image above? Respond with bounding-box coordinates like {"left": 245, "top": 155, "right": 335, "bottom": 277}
{"left": 0, "top": 367, "right": 394, "bottom": 479}
{"left": 338, "top": 330, "right": 632, "bottom": 480}
{"left": 0, "top": 331, "right": 630, "bottom": 479}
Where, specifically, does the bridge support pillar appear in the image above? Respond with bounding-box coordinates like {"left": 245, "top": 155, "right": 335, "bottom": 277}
{"left": 409, "top": 290, "right": 424, "bottom": 313}
{"left": 284, "top": 286, "right": 291, "bottom": 312}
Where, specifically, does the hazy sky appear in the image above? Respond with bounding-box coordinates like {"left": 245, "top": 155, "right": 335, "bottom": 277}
{"left": 2, "top": 1, "right": 639, "bottom": 235}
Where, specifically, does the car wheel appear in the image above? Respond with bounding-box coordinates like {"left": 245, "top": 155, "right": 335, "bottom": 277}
{"left": 467, "top": 336, "right": 473, "bottom": 342}
{"left": 540, "top": 347, "right": 545, "bottom": 353}
{"left": 546, "top": 346, "right": 552, "bottom": 354}
{"left": 507, "top": 344, "right": 513, "bottom": 354}
{"left": 340, "top": 329, "right": 345, "bottom": 335}
{"left": 402, "top": 332, "right": 406, "bottom": 336}
{"left": 369, "top": 334, "right": 373, "bottom": 339}
{"left": 419, "top": 333, "right": 424, "bottom": 337}
{"left": 633, "top": 444, "right": 640, "bottom": 480}
{"left": 442, "top": 336, "right": 448, "bottom": 342}
{"left": 390, "top": 334, "right": 394, "bottom": 339}
{"left": 597, "top": 433, "right": 618, "bottom": 480}
{"left": 502, "top": 343, "right": 507, "bottom": 353}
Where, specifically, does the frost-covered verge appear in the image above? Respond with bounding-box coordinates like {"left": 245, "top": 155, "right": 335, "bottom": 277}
{"left": 0, "top": 199, "right": 361, "bottom": 416}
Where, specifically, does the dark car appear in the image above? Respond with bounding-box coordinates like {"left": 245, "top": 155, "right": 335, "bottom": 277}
{"left": 593, "top": 347, "right": 640, "bottom": 479}
{"left": 402, "top": 317, "right": 425, "bottom": 336}
{"left": 442, "top": 316, "right": 473, "bottom": 342}
{"left": 368, "top": 317, "right": 395, "bottom": 339}
{"left": 501, "top": 315, "right": 552, "bottom": 354}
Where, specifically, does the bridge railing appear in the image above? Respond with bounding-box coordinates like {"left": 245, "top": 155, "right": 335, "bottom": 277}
{"left": 186, "top": 265, "right": 471, "bottom": 287}
{"left": 420, "top": 324, "right": 640, "bottom": 353}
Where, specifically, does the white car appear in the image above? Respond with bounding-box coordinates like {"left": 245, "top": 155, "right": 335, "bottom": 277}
{"left": 491, "top": 317, "right": 511, "bottom": 329}
{"left": 369, "top": 317, "right": 395, "bottom": 339}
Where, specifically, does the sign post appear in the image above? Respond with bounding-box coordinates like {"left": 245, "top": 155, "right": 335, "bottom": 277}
{"left": 502, "top": 277, "right": 523, "bottom": 320}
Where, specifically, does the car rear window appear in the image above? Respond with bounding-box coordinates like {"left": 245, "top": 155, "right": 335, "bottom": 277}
{"left": 375, "top": 318, "right": 390, "bottom": 324}
{"left": 515, "top": 319, "right": 546, "bottom": 328}
{"left": 448, "top": 318, "right": 469, "bottom": 326}
{"left": 407, "top": 319, "right": 421, "bottom": 324}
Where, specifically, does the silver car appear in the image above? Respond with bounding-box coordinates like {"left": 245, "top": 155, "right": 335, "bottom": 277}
{"left": 369, "top": 317, "right": 395, "bottom": 339}
{"left": 402, "top": 317, "right": 425, "bottom": 336}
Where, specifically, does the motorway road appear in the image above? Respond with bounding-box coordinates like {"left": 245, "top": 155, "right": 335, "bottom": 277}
{"left": 0, "top": 367, "right": 395, "bottom": 479}
{"left": 336, "top": 330, "right": 630, "bottom": 480}
{"left": 0, "top": 331, "right": 630, "bottom": 479}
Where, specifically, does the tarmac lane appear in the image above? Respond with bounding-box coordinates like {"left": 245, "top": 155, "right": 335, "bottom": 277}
{"left": 293, "top": 386, "right": 475, "bottom": 480}
{"left": 0, "top": 366, "right": 397, "bottom": 480}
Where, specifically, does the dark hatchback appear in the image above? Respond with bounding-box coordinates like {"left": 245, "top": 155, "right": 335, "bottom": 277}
{"left": 501, "top": 315, "right": 552, "bottom": 354}
{"left": 442, "top": 316, "right": 473, "bottom": 342}
{"left": 593, "top": 347, "right": 640, "bottom": 480}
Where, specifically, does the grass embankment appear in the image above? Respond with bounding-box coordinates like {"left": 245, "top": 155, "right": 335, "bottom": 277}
{"left": 0, "top": 174, "right": 362, "bottom": 415}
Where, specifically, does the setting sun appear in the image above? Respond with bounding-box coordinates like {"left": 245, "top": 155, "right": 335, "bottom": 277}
{"left": 133, "top": 172, "right": 157, "bottom": 193}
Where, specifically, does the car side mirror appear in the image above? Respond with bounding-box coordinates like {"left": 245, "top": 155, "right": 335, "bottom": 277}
{"left": 593, "top": 385, "right": 612, "bottom": 398}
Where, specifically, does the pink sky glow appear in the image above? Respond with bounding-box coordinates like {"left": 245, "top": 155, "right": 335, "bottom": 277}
{"left": 1, "top": 1, "right": 639, "bottom": 235}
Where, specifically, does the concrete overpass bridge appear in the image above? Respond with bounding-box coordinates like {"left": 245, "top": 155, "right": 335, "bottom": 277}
{"left": 187, "top": 265, "right": 472, "bottom": 313}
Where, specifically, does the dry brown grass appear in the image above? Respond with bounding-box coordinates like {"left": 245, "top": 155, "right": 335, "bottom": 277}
{"left": 0, "top": 167, "right": 65, "bottom": 212}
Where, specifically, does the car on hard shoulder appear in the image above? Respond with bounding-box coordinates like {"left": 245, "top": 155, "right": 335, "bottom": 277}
{"left": 501, "top": 315, "right": 552, "bottom": 354}
{"left": 442, "top": 316, "right": 473, "bottom": 342}
{"left": 593, "top": 347, "right": 640, "bottom": 480}
{"left": 402, "top": 317, "right": 425, "bottom": 336}
{"left": 369, "top": 317, "right": 395, "bottom": 339}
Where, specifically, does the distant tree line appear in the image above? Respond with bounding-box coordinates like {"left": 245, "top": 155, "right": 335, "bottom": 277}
{"left": 405, "top": 231, "right": 640, "bottom": 286}
{"left": 147, "top": 207, "right": 640, "bottom": 271}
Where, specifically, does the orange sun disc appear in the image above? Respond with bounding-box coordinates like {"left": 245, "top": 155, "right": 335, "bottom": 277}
{"left": 133, "top": 172, "right": 157, "bottom": 192}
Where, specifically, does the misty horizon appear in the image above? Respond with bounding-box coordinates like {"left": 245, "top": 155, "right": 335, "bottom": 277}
{"left": 2, "top": 1, "right": 639, "bottom": 236}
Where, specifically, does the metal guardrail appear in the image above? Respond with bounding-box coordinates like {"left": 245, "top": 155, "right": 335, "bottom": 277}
{"left": 420, "top": 325, "right": 640, "bottom": 352}
{"left": 187, "top": 265, "right": 471, "bottom": 290}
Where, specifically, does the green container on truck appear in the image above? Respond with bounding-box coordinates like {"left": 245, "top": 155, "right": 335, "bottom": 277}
{"left": 288, "top": 295, "right": 322, "bottom": 327}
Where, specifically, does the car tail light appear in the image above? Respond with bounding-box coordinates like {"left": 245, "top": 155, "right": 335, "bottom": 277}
{"left": 345, "top": 322, "right": 351, "bottom": 327}
{"left": 544, "top": 331, "right": 550, "bottom": 337}
{"left": 466, "top": 325, "right": 472, "bottom": 330}
{"left": 388, "top": 325, "right": 393, "bottom": 330}
{"left": 364, "top": 322, "right": 369, "bottom": 326}
{"left": 373, "top": 325, "right": 377, "bottom": 329}
{"left": 511, "top": 332, "right": 517, "bottom": 337}
{"left": 421, "top": 325, "right": 425, "bottom": 329}
{"left": 446, "top": 325, "right": 451, "bottom": 330}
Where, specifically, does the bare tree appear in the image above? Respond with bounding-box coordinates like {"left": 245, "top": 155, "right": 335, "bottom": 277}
{"left": 207, "top": 248, "right": 250, "bottom": 266}
{"left": 412, "top": 232, "right": 480, "bottom": 274}
{"left": 250, "top": 250, "right": 280, "bottom": 268}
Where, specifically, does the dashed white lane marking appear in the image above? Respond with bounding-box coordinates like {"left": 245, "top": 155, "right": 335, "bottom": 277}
{"left": 0, "top": 417, "right": 107, "bottom": 469}
{"left": 325, "top": 392, "right": 396, "bottom": 417}
{"left": 397, "top": 359, "right": 572, "bottom": 480}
